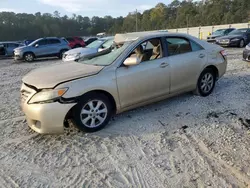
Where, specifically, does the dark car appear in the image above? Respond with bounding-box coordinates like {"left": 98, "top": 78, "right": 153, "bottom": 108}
{"left": 216, "top": 28, "right": 250, "bottom": 48}
{"left": 207, "top": 28, "right": 235, "bottom": 43}
{"left": 84, "top": 37, "right": 98, "bottom": 45}
{"left": 65, "top": 37, "right": 86, "bottom": 49}
{"left": 243, "top": 43, "right": 250, "bottom": 61}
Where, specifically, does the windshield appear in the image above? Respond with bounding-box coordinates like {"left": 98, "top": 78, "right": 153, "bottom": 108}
{"left": 212, "top": 29, "right": 226, "bottom": 35}
{"left": 79, "top": 42, "right": 131, "bottom": 66}
{"left": 86, "top": 39, "right": 105, "bottom": 48}
{"left": 28, "top": 39, "right": 41, "bottom": 46}
{"left": 228, "top": 29, "right": 247, "bottom": 35}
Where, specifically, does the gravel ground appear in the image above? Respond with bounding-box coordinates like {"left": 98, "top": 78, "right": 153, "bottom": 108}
{"left": 0, "top": 49, "right": 249, "bottom": 188}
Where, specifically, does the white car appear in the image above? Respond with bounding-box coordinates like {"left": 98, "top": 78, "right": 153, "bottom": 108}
{"left": 63, "top": 37, "right": 114, "bottom": 62}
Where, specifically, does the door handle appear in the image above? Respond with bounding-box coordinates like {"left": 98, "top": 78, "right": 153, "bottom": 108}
{"left": 160, "top": 62, "right": 169, "bottom": 68}
{"left": 199, "top": 54, "right": 205, "bottom": 58}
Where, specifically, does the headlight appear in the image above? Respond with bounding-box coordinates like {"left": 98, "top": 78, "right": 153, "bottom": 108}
{"left": 14, "top": 50, "right": 21, "bottom": 53}
{"left": 29, "top": 88, "right": 68, "bottom": 104}
{"left": 231, "top": 38, "right": 240, "bottom": 41}
{"left": 246, "top": 45, "right": 250, "bottom": 50}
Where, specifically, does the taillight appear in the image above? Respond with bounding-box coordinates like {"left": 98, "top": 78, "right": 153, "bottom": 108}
{"left": 220, "top": 50, "right": 227, "bottom": 59}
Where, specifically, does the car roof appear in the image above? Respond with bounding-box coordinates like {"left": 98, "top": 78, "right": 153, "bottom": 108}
{"left": 114, "top": 31, "right": 191, "bottom": 44}
{"left": 239, "top": 28, "right": 248, "bottom": 30}
{"left": 0, "top": 41, "right": 19, "bottom": 44}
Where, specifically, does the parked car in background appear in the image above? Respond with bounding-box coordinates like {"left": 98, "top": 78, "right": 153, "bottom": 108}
{"left": 243, "top": 43, "right": 250, "bottom": 61}
{"left": 0, "top": 42, "right": 24, "bottom": 56}
{"left": 84, "top": 37, "right": 98, "bottom": 45}
{"left": 65, "top": 37, "right": 86, "bottom": 48}
{"left": 14, "top": 37, "right": 70, "bottom": 62}
{"left": 21, "top": 32, "right": 227, "bottom": 134}
{"left": 63, "top": 37, "right": 114, "bottom": 62}
{"left": 216, "top": 28, "right": 250, "bottom": 48}
{"left": 207, "top": 28, "right": 235, "bottom": 43}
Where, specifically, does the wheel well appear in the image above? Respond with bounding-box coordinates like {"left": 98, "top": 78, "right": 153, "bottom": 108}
{"left": 23, "top": 51, "right": 35, "bottom": 58}
{"left": 83, "top": 90, "right": 117, "bottom": 114}
{"left": 205, "top": 65, "right": 219, "bottom": 79}
{"left": 64, "top": 90, "right": 117, "bottom": 126}
{"left": 60, "top": 49, "right": 68, "bottom": 53}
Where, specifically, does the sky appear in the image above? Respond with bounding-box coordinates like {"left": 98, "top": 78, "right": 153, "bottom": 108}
{"left": 0, "top": 0, "right": 172, "bottom": 17}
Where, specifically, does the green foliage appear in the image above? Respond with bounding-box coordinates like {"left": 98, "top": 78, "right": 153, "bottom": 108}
{"left": 0, "top": 0, "right": 249, "bottom": 41}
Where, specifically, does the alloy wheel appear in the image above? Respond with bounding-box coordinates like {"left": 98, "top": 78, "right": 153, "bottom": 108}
{"left": 200, "top": 73, "right": 214, "bottom": 93}
{"left": 25, "top": 54, "right": 33, "bottom": 61}
{"left": 80, "top": 100, "right": 108, "bottom": 128}
{"left": 239, "top": 40, "right": 244, "bottom": 48}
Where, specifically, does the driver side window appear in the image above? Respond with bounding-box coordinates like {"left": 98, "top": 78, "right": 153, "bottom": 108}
{"left": 36, "top": 39, "right": 47, "bottom": 46}
{"left": 128, "top": 38, "right": 163, "bottom": 63}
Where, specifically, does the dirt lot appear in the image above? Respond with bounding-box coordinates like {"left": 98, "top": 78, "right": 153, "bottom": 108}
{"left": 0, "top": 49, "right": 249, "bottom": 188}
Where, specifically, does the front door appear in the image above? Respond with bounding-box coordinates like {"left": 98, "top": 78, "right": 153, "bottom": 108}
{"left": 116, "top": 38, "right": 170, "bottom": 108}
{"left": 33, "top": 39, "right": 50, "bottom": 57}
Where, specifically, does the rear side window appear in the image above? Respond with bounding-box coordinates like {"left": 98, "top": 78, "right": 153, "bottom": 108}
{"left": 166, "top": 37, "right": 192, "bottom": 56}
{"left": 190, "top": 41, "right": 203, "bottom": 52}
{"left": 62, "top": 38, "right": 68, "bottom": 43}
{"left": 48, "top": 39, "right": 61, "bottom": 44}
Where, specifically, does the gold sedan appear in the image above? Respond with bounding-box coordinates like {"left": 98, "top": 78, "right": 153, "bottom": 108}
{"left": 21, "top": 32, "right": 227, "bottom": 134}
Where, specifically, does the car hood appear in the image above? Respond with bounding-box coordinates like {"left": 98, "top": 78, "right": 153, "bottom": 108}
{"left": 15, "top": 46, "right": 29, "bottom": 51}
{"left": 22, "top": 62, "right": 104, "bottom": 89}
{"left": 65, "top": 47, "right": 97, "bottom": 55}
{"left": 218, "top": 34, "right": 243, "bottom": 39}
{"left": 209, "top": 34, "right": 222, "bottom": 38}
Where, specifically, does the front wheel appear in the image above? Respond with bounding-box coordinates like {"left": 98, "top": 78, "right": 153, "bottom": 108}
{"left": 24, "top": 53, "right": 34, "bottom": 62}
{"left": 194, "top": 68, "right": 216, "bottom": 97}
{"left": 73, "top": 93, "right": 112, "bottom": 132}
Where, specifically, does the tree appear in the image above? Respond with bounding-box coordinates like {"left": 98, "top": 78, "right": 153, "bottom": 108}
{"left": 0, "top": 0, "right": 249, "bottom": 41}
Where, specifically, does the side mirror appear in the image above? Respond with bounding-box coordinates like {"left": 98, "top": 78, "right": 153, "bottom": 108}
{"left": 124, "top": 57, "right": 140, "bottom": 66}
{"left": 98, "top": 48, "right": 104, "bottom": 52}
{"left": 35, "top": 44, "right": 39, "bottom": 48}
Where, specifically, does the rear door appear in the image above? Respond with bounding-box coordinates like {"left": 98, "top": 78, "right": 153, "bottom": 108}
{"left": 48, "top": 39, "right": 61, "bottom": 55}
{"left": 165, "top": 37, "right": 207, "bottom": 93}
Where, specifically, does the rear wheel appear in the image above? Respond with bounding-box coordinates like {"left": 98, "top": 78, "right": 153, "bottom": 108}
{"left": 194, "top": 68, "right": 216, "bottom": 97}
{"left": 24, "top": 53, "right": 34, "bottom": 62}
{"left": 73, "top": 93, "right": 112, "bottom": 132}
{"left": 239, "top": 39, "right": 245, "bottom": 48}
{"left": 59, "top": 49, "right": 68, "bottom": 59}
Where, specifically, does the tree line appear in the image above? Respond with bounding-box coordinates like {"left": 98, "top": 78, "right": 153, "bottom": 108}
{"left": 0, "top": 0, "right": 249, "bottom": 41}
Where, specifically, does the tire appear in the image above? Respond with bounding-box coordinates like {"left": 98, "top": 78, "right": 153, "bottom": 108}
{"left": 24, "top": 52, "right": 34, "bottom": 62}
{"left": 59, "top": 49, "right": 68, "bottom": 59}
{"left": 194, "top": 68, "right": 216, "bottom": 97}
{"left": 73, "top": 93, "right": 112, "bottom": 132}
{"left": 239, "top": 39, "right": 245, "bottom": 48}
